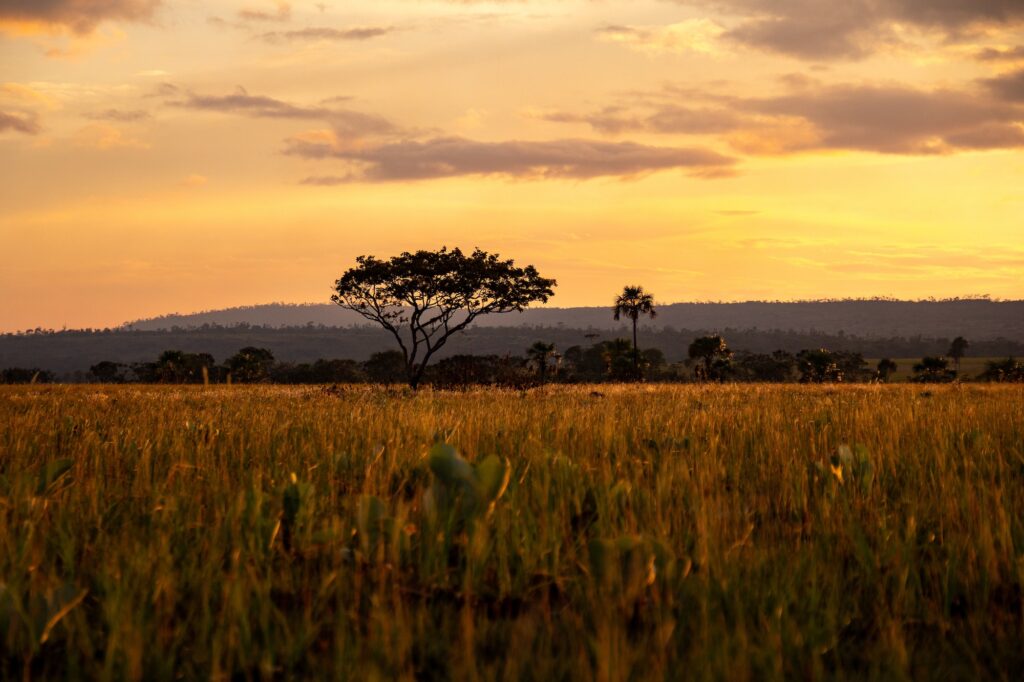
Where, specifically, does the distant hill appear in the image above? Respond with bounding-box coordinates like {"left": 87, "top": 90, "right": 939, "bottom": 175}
{"left": 123, "top": 299, "right": 1024, "bottom": 340}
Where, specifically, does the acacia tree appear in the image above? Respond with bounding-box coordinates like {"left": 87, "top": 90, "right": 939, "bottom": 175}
{"left": 612, "top": 285, "right": 656, "bottom": 377}
{"left": 332, "top": 247, "right": 556, "bottom": 389}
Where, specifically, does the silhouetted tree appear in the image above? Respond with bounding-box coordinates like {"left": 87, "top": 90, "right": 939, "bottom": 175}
{"left": 1, "top": 367, "right": 55, "bottom": 384}
{"left": 640, "top": 348, "right": 668, "bottom": 379}
{"left": 562, "top": 344, "right": 603, "bottom": 381}
{"left": 363, "top": 350, "right": 407, "bottom": 384}
{"left": 732, "top": 350, "right": 795, "bottom": 382}
{"left": 948, "top": 336, "right": 969, "bottom": 374}
{"left": 332, "top": 247, "right": 556, "bottom": 389}
{"left": 876, "top": 358, "right": 898, "bottom": 383}
{"left": 612, "top": 285, "right": 656, "bottom": 378}
{"left": 89, "top": 361, "right": 127, "bottom": 383}
{"left": 979, "top": 357, "right": 1024, "bottom": 383}
{"left": 526, "top": 341, "right": 557, "bottom": 383}
{"left": 271, "top": 359, "right": 364, "bottom": 384}
{"left": 427, "top": 354, "right": 530, "bottom": 389}
{"left": 601, "top": 338, "right": 636, "bottom": 380}
{"left": 688, "top": 335, "right": 732, "bottom": 381}
{"left": 136, "top": 350, "right": 217, "bottom": 383}
{"left": 912, "top": 356, "right": 957, "bottom": 383}
{"left": 797, "top": 349, "right": 844, "bottom": 383}
{"left": 227, "top": 347, "right": 275, "bottom": 383}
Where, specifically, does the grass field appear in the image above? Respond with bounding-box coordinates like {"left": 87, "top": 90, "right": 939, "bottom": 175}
{"left": 1, "top": 385, "right": 1023, "bottom": 680}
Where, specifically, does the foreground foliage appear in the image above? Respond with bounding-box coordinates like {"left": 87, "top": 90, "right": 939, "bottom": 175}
{"left": 0, "top": 385, "right": 1022, "bottom": 680}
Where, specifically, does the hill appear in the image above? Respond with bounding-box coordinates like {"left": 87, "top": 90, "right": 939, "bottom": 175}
{"left": 122, "top": 299, "right": 1024, "bottom": 340}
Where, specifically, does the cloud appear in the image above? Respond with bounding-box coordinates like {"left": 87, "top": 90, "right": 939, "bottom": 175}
{"left": 284, "top": 134, "right": 737, "bottom": 182}
{"left": 180, "top": 174, "right": 207, "bottom": 187}
{"left": 169, "top": 86, "right": 328, "bottom": 119}
{"left": 739, "top": 82, "right": 1024, "bottom": 153}
{"left": 0, "top": 110, "right": 40, "bottom": 134}
{"left": 975, "top": 46, "right": 1024, "bottom": 62}
{"left": 166, "top": 86, "right": 407, "bottom": 145}
{"left": 85, "top": 108, "right": 150, "bottom": 122}
{"left": 542, "top": 80, "right": 1024, "bottom": 155}
{"left": 299, "top": 175, "right": 350, "bottom": 186}
{"left": 0, "top": 0, "right": 159, "bottom": 34}
{"left": 670, "top": 0, "right": 1024, "bottom": 60}
{"left": 982, "top": 68, "right": 1024, "bottom": 102}
{"left": 594, "top": 19, "right": 725, "bottom": 56}
{"left": 328, "top": 110, "right": 404, "bottom": 139}
{"left": 260, "top": 26, "right": 394, "bottom": 42}
{"left": 539, "top": 104, "right": 744, "bottom": 135}
{"left": 238, "top": 1, "right": 290, "bottom": 23}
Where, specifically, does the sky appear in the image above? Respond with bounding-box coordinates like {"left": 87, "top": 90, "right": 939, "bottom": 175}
{"left": 1, "top": 0, "right": 1023, "bottom": 331}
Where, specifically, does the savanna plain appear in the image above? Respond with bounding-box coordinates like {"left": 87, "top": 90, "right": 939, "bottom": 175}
{"left": 1, "top": 384, "right": 1023, "bottom": 680}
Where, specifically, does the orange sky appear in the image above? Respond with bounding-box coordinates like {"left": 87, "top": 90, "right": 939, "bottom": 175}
{"left": 1, "top": 0, "right": 1023, "bottom": 331}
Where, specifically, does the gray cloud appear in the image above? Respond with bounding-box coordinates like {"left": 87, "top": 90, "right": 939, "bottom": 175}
{"left": 539, "top": 104, "right": 743, "bottom": 135}
{"left": 238, "top": 2, "right": 291, "bottom": 23}
{"left": 741, "top": 83, "right": 1024, "bottom": 153}
{"left": 164, "top": 84, "right": 731, "bottom": 183}
{"left": 260, "top": 26, "right": 394, "bottom": 42}
{"left": 975, "top": 46, "right": 1024, "bottom": 61}
{"left": 328, "top": 110, "right": 404, "bottom": 139}
{"left": 671, "top": 0, "right": 1024, "bottom": 60}
{"left": 983, "top": 68, "right": 1024, "bottom": 102}
{"left": 299, "top": 175, "right": 351, "bottom": 186}
{"left": 86, "top": 108, "right": 151, "bottom": 122}
{"left": 169, "top": 87, "right": 328, "bottom": 119}
{"left": 0, "top": 110, "right": 40, "bottom": 134}
{"left": 942, "top": 122, "right": 1024, "bottom": 149}
{"left": 284, "top": 135, "right": 736, "bottom": 181}
{"left": 542, "top": 80, "right": 1024, "bottom": 155}
{"left": 0, "top": 0, "right": 159, "bottom": 33}
{"left": 166, "top": 85, "right": 405, "bottom": 143}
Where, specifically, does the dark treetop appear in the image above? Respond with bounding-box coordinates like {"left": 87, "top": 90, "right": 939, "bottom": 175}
{"left": 331, "top": 247, "right": 556, "bottom": 388}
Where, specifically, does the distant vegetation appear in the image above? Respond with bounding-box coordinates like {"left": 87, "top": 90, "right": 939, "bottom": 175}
{"left": 5, "top": 249, "right": 1024, "bottom": 384}
{"left": 5, "top": 325, "right": 1024, "bottom": 381}
{"left": 4, "top": 337, "right": 1022, "bottom": 386}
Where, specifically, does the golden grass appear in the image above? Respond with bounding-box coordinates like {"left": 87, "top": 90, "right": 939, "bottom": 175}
{"left": 1, "top": 384, "right": 1022, "bottom": 680}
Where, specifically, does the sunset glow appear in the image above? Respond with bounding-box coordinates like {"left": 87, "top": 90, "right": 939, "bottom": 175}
{"left": 2, "top": 0, "right": 1023, "bottom": 330}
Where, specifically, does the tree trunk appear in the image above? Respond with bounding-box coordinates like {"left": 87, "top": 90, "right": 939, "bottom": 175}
{"left": 407, "top": 361, "right": 421, "bottom": 390}
{"left": 632, "top": 318, "right": 639, "bottom": 375}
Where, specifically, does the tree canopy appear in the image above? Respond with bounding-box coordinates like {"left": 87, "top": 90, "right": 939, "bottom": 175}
{"left": 332, "top": 247, "right": 556, "bottom": 388}
{"left": 613, "top": 285, "right": 657, "bottom": 377}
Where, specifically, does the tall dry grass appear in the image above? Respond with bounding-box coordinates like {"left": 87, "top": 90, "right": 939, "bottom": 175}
{"left": 1, "top": 384, "right": 1022, "bottom": 679}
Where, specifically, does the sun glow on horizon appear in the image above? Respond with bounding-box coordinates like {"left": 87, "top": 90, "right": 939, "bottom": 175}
{"left": 1, "top": 0, "right": 1022, "bottom": 331}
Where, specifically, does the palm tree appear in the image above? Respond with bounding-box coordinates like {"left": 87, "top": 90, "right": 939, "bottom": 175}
{"left": 613, "top": 286, "right": 657, "bottom": 377}
{"left": 526, "top": 341, "right": 557, "bottom": 383}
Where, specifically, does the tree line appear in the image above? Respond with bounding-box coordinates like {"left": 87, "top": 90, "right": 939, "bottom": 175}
{"left": 3, "top": 335, "right": 1021, "bottom": 386}
{"left": 4, "top": 247, "right": 1023, "bottom": 386}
